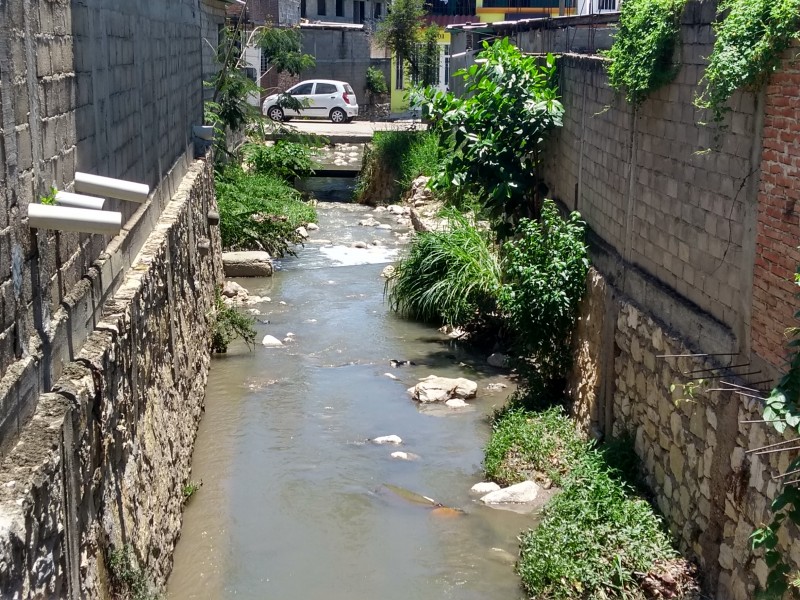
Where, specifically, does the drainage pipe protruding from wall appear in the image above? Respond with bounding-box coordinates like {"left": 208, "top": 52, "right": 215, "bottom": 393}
{"left": 55, "top": 191, "right": 106, "bottom": 211}
{"left": 28, "top": 204, "right": 123, "bottom": 235}
{"left": 74, "top": 172, "right": 150, "bottom": 203}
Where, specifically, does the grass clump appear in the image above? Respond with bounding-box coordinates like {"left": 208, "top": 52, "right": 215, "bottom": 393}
{"left": 215, "top": 166, "right": 317, "bottom": 256}
{"left": 107, "top": 545, "right": 160, "bottom": 600}
{"left": 517, "top": 450, "right": 679, "bottom": 600}
{"left": 385, "top": 209, "right": 501, "bottom": 326}
{"left": 211, "top": 288, "right": 257, "bottom": 354}
{"left": 182, "top": 480, "right": 202, "bottom": 501}
{"left": 484, "top": 406, "right": 585, "bottom": 487}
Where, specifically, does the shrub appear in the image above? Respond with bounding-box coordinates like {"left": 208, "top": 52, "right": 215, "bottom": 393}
{"left": 366, "top": 66, "right": 388, "bottom": 95}
{"left": 215, "top": 166, "right": 317, "bottom": 256}
{"left": 386, "top": 209, "right": 501, "bottom": 326}
{"left": 107, "top": 545, "right": 160, "bottom": 600}
{"left": 604, "top": 0, "right": 687, "bottom": 106}
{"left": 484, "top": 407, "right": 585, "bottom": 486}
{"left": 243, "top": 141, "right": 316, "bottom": 181}
{"left": 517, "top": 451, "right": 678, "bottom": 600}
{"left": 499, "top": 200, "right": 589, "bottom": 386}
{"left": 211, "top": 288, "right": 257, "bottom": 354}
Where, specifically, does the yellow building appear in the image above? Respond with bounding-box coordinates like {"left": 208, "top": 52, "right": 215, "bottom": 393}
{"left": 475, "top": 0, "right": 576, "bottom": 23}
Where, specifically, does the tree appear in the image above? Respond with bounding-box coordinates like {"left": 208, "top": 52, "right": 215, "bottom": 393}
{"left": 258, "top": 26, "right": 315, "bottom": 79}
{"left": 414, "top": 38, "right": 564, "bottom": 238}
{"left": 417, "top": 25, "right": 441, "bottom": 88}
{"left": 375, "top": 0, "right": 426, "bottom": 81}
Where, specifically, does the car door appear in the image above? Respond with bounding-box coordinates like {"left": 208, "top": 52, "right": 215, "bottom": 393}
{"left": 311, "top": 82, "right": 340, "bottom": 115}
{"left": 285, "top": 81, "right": 314, "bottom": 116}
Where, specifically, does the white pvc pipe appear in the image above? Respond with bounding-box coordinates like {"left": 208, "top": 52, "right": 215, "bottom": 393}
{"left": 55, "top": 191, "right": 106, "bottom": 210}
{"left": 74, "top": 172, "right": 150, "bottom": 203}
{"left": 28, "top": 204, "right": 122, "bottom": 235}
{"left": 193, "top": 125, "right": 215, "bottom": 140}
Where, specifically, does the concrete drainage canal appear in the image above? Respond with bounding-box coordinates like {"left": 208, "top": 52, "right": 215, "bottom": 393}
{"left": 167, "top": 193, "right": 532, "bottom": 599}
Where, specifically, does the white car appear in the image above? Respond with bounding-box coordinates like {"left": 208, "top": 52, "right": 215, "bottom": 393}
{"left": 262, "top": 79, "right": 359, "bottom": 123}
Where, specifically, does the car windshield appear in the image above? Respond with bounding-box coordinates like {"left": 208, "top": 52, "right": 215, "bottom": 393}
{"left": 289, "top": 82, "right": 314, "bottom": 95}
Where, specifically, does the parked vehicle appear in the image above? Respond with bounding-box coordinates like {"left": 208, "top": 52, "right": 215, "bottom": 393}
{"left": 263, "top": 80, "right": 359, "bottom": 123}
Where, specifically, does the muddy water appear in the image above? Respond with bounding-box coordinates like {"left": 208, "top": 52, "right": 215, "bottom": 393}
{"left": 167, "top": 198, "right": 532, "bottom": 600}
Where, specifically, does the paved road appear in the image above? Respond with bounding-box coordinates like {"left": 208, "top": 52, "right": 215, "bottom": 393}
{"left": 268, "top": 118, "right": 426, "bottom": 142}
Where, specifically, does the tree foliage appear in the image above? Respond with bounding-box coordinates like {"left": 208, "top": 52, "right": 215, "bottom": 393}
{"left": 414, "top": 39, "right": 564, "bottom": 237}
{"left": 375, "top": 0, "right": 427, "bottom": 77}
{"left": 604, "top": 0, "right": 686, "bottom": 106}
{"left": 257, "top": 26, "right": 316, "bottom": 77}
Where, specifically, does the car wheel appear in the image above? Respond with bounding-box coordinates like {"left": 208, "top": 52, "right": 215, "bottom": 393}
{"left": 330, "top": 108, "right": 347, "bottom": 124}
{"left": 267, "top": 106, "right": 284, "bottom": 121}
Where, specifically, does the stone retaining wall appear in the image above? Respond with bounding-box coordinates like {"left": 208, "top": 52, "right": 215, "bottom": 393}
{"left": 0, "top": 157, "right": 222, "bottom": 599}
{"left": 570, "top": 269, "right": 800, "bottom": 599}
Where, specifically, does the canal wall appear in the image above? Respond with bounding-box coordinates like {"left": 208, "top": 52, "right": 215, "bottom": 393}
{"left": 0, "top": 157, "right": 223, "bottom": 599}
{"left": 550, "top": 3, "right": 800, "bottom": 597}
{"left": 0, "top": 0, "right": 228, "bottom": 597}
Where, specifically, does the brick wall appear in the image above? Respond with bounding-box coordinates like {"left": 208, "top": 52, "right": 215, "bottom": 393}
{"left": 751, "top": 41, "right": 800, "bottom": 368}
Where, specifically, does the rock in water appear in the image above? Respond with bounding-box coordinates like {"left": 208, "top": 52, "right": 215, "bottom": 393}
{"left": 372, "top": 435, "right": 402, "bottom": 445}
{"left": 222, "top": 251, "right": 273, "bottom": 277}
{"left": 480, "top": 480, "right": 541, "bottom": 504}
{"left": 407, "top": 375, "right": 478, "bottom": 403}
{"left": 261, "top": 335, "right": 284, "bottom": 347}
{"left": 470, "top": 482, "right": 501, "bottom": 494}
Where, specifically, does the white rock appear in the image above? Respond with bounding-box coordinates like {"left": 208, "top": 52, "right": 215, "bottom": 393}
{"left": 296, "top": 226, "right": 309, "bottom": 239}
{"left": 377, "top": 224, "right": 392, "bottom": 230}
{"left": 222, "top": 281, "right": 248, "bottom": 298}
{"left": 485, "top": 382, "right": 508, "bottom": 391}
{"left": 387, "top": 204, "right": 405, "bottom": 214}
{"left": 371, "top": 240, "right": 383, "bottom": 246}
{"left": 222, "top": 252, "right": 273, "bottom": 277}
{"left": 391, "top": 451, "right": 419, "bottom": 461}
{"left": 471, "top": 482, "right": 501, "bottom": 494}
{"left": 307, "top": 222, "right": 320, "bottom": 231}
{"left": 358, "top": 217, "right": 381, "bottom": 227}
{"left": 384, "top": 373, "right": 398, "bottom": 380}
{"left": 487, "top": 353, "right": 509, "bottom": 368}
{"left": 480, "top": 480, "right": 541, "bottom": 504}
{"left": 372, "top": 435, "right": 402, "bottom": 445}
{"left": 381, "top": 265, "right": 396, "bottom": 278}
{"left": 445, "top": 399, "right": 468, "bottom": 408}
{"left": 261, "top": 335, "right": 284, "bottom": 347}
{"left": 352, "top": 241, "right": 368, "bottom": 249}
{"left": 407, "top": 375, "right": 478, "bottom": 403}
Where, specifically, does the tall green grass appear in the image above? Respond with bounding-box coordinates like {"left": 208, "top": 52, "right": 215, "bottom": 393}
{"left": 386, "top": 209, "right": 501, "bottom": 325}
{"left": 215, "top": 166, "right": 317, "bottom": 256}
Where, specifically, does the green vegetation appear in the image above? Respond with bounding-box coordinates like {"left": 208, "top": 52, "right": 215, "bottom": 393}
{"left": 374, "top": 0, "right": 439, "bottom": 84}
{"left": 107, "top": 545, "right": 160, "bottom": 600}
{"left": 243, "top": 141, "right": 316, "bottom": 181}
{"left": 484, "top": 407, "right": 585, "bottom": 486}
{"left": 386, "top": 209, "right": 501, "bottom": 326}
{"left": 215, "top": 166, "right": 316, "bottom": 256}
{"left": 518, "top": 450, "right": 679, "bottom": 600}
{"left": 39, "top": 185, "right": 58, "bottom": 205}
{"left": 415, "top": 39, "right": 563, "bottom": 237}
{"left": 366, "top": 66, "right": 388, "bottom": 95}
{"left": 499, "top": 201, "right": 589, "bottom": 386}
{"left": 697, "top": 0, "right": 800, "bottom": 126}
{"left": 210, "top": 287, "right": 257, "bottom": 354}
{"left": 182, "top": 481, "right": 202, "bottom": 501}
{"left": 604, "top": 0, "right": 687, "bottom": 106}
{"left": 750, "top": 264, "right": 800, "bottom": 598}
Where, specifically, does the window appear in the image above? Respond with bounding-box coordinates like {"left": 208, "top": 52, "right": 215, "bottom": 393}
{"left": 316, "top": 82, "right": 338, "bottom": 94}
{"left": 395, "top": 54, "right": 404, "bottom": 90}
{"left": 598, "top": 0, "right": 616, "bottom": 9}
{"left": 353, "top": 0, "right": 365, "bottom": 23}
{"left": 317, "top": 0, "right": 326, "bottom": 15}
{"left": 336, "top": 0, "right": 344, "bottom": 16}
{"left": 290, "top": 82, "right": 314, "bottom": 95}
{"left": 374, "top": 2, "right": 382, "bottom": 18}
{"left": 443, "top": 44, "right": 450, "bottom": 86}
{"left": 301, "top": 0, "right": 306, "bottom": 17}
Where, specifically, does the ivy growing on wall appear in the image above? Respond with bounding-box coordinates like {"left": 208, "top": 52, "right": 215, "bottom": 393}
{"left": 696, "top": 0, "right": 800, "bottom": 125}
{"left": 604, "top": 0, "right": 687, "bottom": 106}
{"left": 751, "top": 265, "right": 800, "bottom": 598}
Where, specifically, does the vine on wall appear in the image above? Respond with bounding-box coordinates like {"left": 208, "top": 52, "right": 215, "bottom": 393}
{"left": 604, "top": 0, "right": 687, "bottom": 106}
{"left": 696, "top": 0, "right": 800, "bottom": 125}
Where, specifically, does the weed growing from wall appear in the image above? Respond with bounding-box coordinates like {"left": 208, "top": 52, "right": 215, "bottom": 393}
{"left": 697, "top": 0, "right": 800, "bottom": 126}
{"left": 210, "top": 288, "right": 257, "bottom": 354}
{"left": 107, "top": 545, "right": 160, "bottom": 600}
{"left": 604, "top": 0, "right": 687, "bottom": 106}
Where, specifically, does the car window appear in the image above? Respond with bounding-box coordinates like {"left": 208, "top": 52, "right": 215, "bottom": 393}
{"left": 345, "top": 84, "right": 355, "bottom": 95}
{"left": 315, "top": 83, "right": 338, "bottom": 94}
{"left": 289, "top": 82, "right": 314, "bottom": 95}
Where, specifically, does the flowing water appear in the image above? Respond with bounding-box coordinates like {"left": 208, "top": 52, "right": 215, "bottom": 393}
{"left": 167, "top": 190, "right": 533, "bottom": 600}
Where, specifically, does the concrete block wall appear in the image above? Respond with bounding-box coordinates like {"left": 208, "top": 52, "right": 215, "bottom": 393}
{"left": 0, "top": 0, "right": 227, "bottom": 455}
{"left": 301, "top": 26, "right": 372, "bottom": 104}
{"left": 751, "top": 41, "right": 800, "bottom": 369}
{"left": 542, "top": 0, "right": 762, "bottom": 358}
{"left": 0, "top": 157, "right": 223, "bottom": 599}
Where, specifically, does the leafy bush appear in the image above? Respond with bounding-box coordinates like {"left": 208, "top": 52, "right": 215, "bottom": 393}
{"left": 243, "top": 141, "right": 316, "bottom": 180}
{"left": 215, "top": 166, "right": 317, "bottom": 256}
{"left": 414, "top": 38, "right": 563, "bottom": 236}
{"left": 107, "top": 545, "right": 160, "bottom": 600}
{"left": 697, "top": 0, "right": 800, "bottom": 125}
{"left": 211, "top": 288, "right": 257, "bottom": 354}
{"left": 386, "top": 209, "right": 501, "bottom": 326}
{"left": 366, "top": 66, "right": 388, "bottom": 95}
{"left": 604, "top": 0, "right": 687, "bottom": 106}
{"left": 499, "top": 200, "right": 589, "bottom": 385}
{"left": 517, "top": 451, "right": 678, "bottom": 600}
{"left": 484, "top": 407, "right": 585, "bottom": 486}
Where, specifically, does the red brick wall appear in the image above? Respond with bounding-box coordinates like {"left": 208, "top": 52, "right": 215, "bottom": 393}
{"left": 751, "top": 43, "right": 800, "bottom": 369}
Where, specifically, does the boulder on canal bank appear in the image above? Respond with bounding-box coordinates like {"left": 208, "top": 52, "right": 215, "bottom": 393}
{"left": 480, "top": 480, "right": 541, "bottom": 505}
{"left": 222, "top": 251, "right": 273, "bottom": 277}
{"left": 470, "top": 482, "right": 501, "bottom": 494}
{"left": 407, "top": 375, "right": 478, "bottom": 403}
